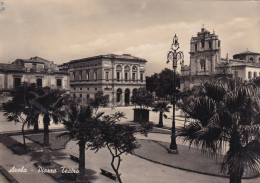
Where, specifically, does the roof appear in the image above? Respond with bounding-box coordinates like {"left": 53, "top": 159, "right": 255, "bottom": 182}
{"left": 13, "top": 56, "right": 52, "bottom": 64}
{"left": 233, "top": 50, "right": 260, "bottom": 57}
{"left": 0, "top": 63, "right": 24, "bottom": 72}
{"left": 69, "top": 54, "right": 147, "bottom": 64}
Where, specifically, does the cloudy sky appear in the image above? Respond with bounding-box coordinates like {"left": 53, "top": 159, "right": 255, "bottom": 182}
{"left": 0, "top": 0, "right": 259, "bottom": 75}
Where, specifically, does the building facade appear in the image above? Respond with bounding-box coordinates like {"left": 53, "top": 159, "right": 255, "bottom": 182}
{"left": 180, "top": 28, "right": 260, "bottom": 90}
{"left": 0, "top": 56, "right": 69, "bottom": 102}
{"left": 59, "top": 54, "right": 147, "bottom": 106}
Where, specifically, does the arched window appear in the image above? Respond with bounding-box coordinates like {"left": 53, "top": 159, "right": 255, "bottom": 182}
{"left": 116, "top": 88, "right": 122, "bottom": 102}
{"left": 208, "top": 41, "right": 212, "bottom": 49}
{"left": 116, "top": 65, "right": 122, "bottom": 70}
{"left": 201, "top": 39, "right": 205, "bottom": 48}
{"left": 116, "top": 65, "right": 122, "bottom": 81}
{"left": 94, "top": 71, "right": 97, "bottom": 81}
{"left": 79, "top": 71, "right": 82, "bottom": 80}
{"left": 200, "top": 59, "right": 206, "bottom": 71}
{"left": 249, "top": 57, "right": 254, "bottom": 62}
{"left": 132, "top": 66, "right": 137, "bottom": 81}
{"left": 124, "top": 65, "right": 130, "bottom": 71}
{"left": 248, "top": 71, "right": 252, "bottom": 79}
{"left": 125, "top": 88, "right": 130, "bottom": 106}
{"left": 124, "top": 65, "right": 130, "bottom": 81}
{"left": 254, "top": 72, "right": 257, "bottom": 78}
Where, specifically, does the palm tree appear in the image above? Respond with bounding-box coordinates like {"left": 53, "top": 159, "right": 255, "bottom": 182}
{"left": 59, "top": 98, "right": 104, "bottom": 183}
{"left": 152, "top": 100, "right": 171, "bottom": 127}
{"left": 31, "top": 87, "right": 67, "bottom": 165}
{"left": 177, "top": 79, "right": 260, "bottom": 183}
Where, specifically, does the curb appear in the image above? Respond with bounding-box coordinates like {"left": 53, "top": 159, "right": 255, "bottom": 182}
{"left": 0, "top": 128, "right": 66, "bottom": 136}
{"left": 133, "top": 139, "right": 260, "bottom": 180}
{"left": 0, "top": 165, "right": 20, "bottom": 183}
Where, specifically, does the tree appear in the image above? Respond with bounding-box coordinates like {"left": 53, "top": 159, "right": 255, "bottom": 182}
{"left": 131, "top": 87, "right": 153, "bottom": 109}
{"left": 31, "top": 87, "right": 67, "bottom": 165}
{"left": 59, "top": 97, "right": 104, "bottom": 183}
{"left": 152, "top": 100, "right": 171, "bottom": 127}
{"left": 2, "top": 82, "right": 40, "bottom": 149}
{"left": 146, "top": 68, "right": 180, "bottom": 99}
{"left": 88, "top": 91, "right": 109, "bottom": 113}
{"left": 177, "top": 79, "right": 260, "bottom": 183}
{"left": 91, "top": 112, "right": 153, "bottom": 183}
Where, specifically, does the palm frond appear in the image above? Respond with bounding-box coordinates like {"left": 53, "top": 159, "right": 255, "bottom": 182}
{"left": 222, "top": 140, "right": 260, "bottom": 176}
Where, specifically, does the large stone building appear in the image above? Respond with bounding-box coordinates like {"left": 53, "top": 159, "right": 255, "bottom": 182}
{"left": 0, "top": 56, "right": 69, "bottom": 102}
{"left": 59, "top": 54, "right": 147, "bottom": 106}
{"left": 180, "top": 28, "right": 260, "bottom": 90}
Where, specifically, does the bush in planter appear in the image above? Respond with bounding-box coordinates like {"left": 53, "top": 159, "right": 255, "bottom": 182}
{"left": 131, "top": 87, "right": 154, "bottom": 122}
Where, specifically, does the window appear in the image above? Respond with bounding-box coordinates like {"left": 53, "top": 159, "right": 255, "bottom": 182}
{"left": 80, "top": 88, "right": 82, "bottom": 90}
{"left": 208, "top": 41, "right": 212, "bottom": 49}
{"left": 132, "top": 66, "right": 137, "bottom": 81}
{"left": 125, "top": 73, "right": 128, "bottom": 81}
{"left": 105, "top": 71, "right": 109, "bottom": 81}
{"left": 195, "top": 44, "right": 197, "bottom": 51}
{"left": 87, "top": 88, "right": 89, "bottom": 91}
{"left": 14, "top": 77, "right": 21, "bottom": 88}
{"left": 94, "top": 71, "right": 97, "bottom": 81}
{"left": 86, "top": 72, "right": 89, "bottom": 81}
{"left": 116, "top": 65, "right": 122, "bottom": 70}
{"left": 56, "top": 79, "right": 62, "bottom": 87}
{"left": 201, "top": 39, "right": 205, "bottom": 48}
{"left": 124, "top": 65, "right": 130, "bottom": 81}
{"left": 117, "top": 72, "right": 120, "bottom": 81}
{"left": 249, "top": 57, "right": 254, "bottom": 62}
{"left": 37, "top": 78, "right": 42, "bottom": 87}
{"left": 74, "top": 88, "right": 76, "bottom": 90}
{"left": 116, "top": 65, "right": 122, "bottom": 82}
{"left": 73, "top": 72, "right": 76, "bottom": 80}
{"left": 116, "top": 88, "right": 122, "bottom": 102}
{"left": 79, "top": 71, "right": 82, "bottom": 80}
{"left": 73, "top": 94, "right": 76, "bottom": 98}
{"left": 254, "top": 72, "right": 257, "bottom": 78}
{"left": 86, "top": 94, "right": 90, "bottom": 100}
{"left": 200, "top": 59, "right": 206, "bottom": 71}
{"left": 95, "top": 88, "right": 97, "bottom": 91}
{"left": 218, "top": 40, "right": 220, "bottom": 47}
{"left": 132, "top": 73, "right": 136, "bottom": 81}
{"left": 140, "top": 73, "right": 144, "bottom": 82}
{"left": 248, "top": 71, "right": 252, "bottom": 79}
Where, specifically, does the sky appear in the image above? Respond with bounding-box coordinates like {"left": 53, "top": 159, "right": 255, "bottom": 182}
{"left": 0, "top": 0, "right": 259, "bottom": 75}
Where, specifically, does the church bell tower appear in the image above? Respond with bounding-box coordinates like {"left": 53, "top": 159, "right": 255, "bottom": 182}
{"left": 189, "top": 27, "right": 221, "bottom": 75}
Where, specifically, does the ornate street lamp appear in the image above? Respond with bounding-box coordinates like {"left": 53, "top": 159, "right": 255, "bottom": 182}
{"left": 167, "top": 34, "right": 184, "bottom": 154}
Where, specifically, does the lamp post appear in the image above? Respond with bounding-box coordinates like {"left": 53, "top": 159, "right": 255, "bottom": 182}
{"left": 167, "top": 34, "right": 184, "bottom": 154}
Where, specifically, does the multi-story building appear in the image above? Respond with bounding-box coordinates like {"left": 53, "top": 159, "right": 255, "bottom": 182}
{"left": 180, "top": 27, "right": 260, "bottom": 90}
{"left": 0, "top": 56, "right": 69, "bottom": 102}
{"left": 59, "top": 54, "right": 147, "bottom": 106}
